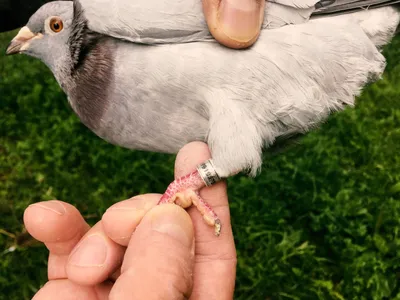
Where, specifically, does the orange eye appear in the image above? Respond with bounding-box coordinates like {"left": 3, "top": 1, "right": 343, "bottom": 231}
{"left": 50, "top": 17, "right": 63, "bottom": 33}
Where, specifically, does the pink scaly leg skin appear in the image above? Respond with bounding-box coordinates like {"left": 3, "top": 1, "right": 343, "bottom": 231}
{"left": 158, "top": 170, "right": 222, "bottom": 236}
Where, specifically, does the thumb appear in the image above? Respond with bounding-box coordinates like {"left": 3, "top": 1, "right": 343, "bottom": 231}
{"left": 202, "top": 0, "right": 265, "bottom": 49}
{"left": 109, "top": 204, "right": 195, "bottom": 300}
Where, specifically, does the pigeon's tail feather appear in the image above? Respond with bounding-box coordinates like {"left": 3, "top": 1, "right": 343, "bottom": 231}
{"left": 357, "top": 6, "right": 400, "bottom": 47}
{"left": 313, "top": 0, "right": 400, "bottom": 16}
{"left": 311, "top": 5, "right": 400, "bottom": 48}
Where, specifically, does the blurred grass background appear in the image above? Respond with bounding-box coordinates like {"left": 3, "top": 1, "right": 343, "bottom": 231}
{"left": 0, "top": 28, "right": 400, "bottom": 299}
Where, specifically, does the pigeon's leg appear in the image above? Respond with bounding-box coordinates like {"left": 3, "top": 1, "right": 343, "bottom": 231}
{"left": 158, "top": 160, "right": 222, "bottom": 236}
{"left": 159, "top": 97, "right": 263, "bottom": 236}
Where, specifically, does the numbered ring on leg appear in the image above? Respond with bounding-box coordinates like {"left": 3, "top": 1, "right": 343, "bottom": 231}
{"left": 197, "top": 159, "right": 221, "bottom": 187}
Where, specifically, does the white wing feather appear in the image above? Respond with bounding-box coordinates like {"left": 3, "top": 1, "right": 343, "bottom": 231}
{"left": 77, "top": 0, "right": 320, "bottom": 44}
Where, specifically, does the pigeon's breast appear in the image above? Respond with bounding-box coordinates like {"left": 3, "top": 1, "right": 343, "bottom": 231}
{"left": 70, "top": 39, "right": 210, "bottom": 154}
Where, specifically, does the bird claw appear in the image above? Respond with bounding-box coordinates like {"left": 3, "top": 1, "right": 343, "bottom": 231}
{"left": 158, "top": 170, "right": 222, "bottom": 236}
{"left": 171, "top": 192, "right": 192, "bottom": 209}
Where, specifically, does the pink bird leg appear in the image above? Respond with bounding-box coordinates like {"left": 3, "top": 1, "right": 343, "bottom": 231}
{"left": 158, "top": 169, "right": 222, "bottom": 236}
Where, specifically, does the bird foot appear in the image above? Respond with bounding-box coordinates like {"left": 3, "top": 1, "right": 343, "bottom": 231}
{"left": 158, "top": 170, "right": 221, "bottom": 236}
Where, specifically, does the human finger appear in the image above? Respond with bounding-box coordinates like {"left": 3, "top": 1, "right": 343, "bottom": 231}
{"left": 66, "top": 222, "right": 125, "bottom": 286}
{"left": 109, "top": 204, "right": 195, "bottom": 300}
{"left": 32, "top": 279, "right": 112, "bottom": 300}
{"left": 23, "top": 200, "right": 90, "bottom": 280}
{"left": 101, "top": 194, "right": 160, "bottom": 246}
{"left": 202, "top": 0, "right": 265, "bottom": 49}
{"left": 174, "top": 141, "right": 237, "bottom": 300}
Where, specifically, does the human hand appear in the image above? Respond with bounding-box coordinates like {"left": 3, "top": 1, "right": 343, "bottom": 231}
{"left": 25, "top": 142, "right": 237, "bottom": 299}
{"left": 202, "top": 0, "right": 265, "bottom": 49}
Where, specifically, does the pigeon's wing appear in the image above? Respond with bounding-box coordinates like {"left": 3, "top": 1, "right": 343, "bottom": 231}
{"left": 313, "top": 0, "right": 400, "bottom": 15}
{"left": 264, "top": 0, "right": 320, "bottom": 29}
{"left": 75, "top": 0, "right": 320, "bottom": 44}
{"left": 75, "top": 0, "right": 399, "bottom": 44}
{"left": 76, "top": 0, "right": 211, "bottom": 44}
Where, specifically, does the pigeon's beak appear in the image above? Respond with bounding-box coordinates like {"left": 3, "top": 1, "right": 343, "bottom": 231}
{"left": 6, "top": 26, "right": 39, "bottom": 55}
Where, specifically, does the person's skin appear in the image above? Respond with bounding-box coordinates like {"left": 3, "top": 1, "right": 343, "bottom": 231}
{"left": 202, "top": 0, "right": 265, "bottom": 49}
{"left": 24, "top": 142, "right": 237, "bottom": 299}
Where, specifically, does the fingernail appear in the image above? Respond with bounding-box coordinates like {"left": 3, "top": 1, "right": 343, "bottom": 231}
{"left": 29, "top": 201, "right": 66, "bottom": 215}
{"left": 151, "top": 205, "right": 193, "bottom": 248}
{"left": 69, "top": 234, "right": 107, "bottom": 267}
{"left": 219, "top": 0, "right": 262, "bottom": 42}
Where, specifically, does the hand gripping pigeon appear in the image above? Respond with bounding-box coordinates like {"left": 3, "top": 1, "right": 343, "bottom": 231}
{"left": 6, "top": 0, "right": 400, "bottom": 236}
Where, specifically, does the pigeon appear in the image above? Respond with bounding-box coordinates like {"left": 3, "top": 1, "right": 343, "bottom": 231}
{"left": 5, "top": 0, "right": 400, "bottom": 236}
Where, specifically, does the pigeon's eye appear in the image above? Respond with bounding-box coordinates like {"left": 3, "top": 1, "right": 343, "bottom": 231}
{"left": 50, "top": 17, "right": 63, "bottom": 33}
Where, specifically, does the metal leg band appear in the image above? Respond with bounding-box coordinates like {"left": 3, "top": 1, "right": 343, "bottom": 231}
{"left": 197, "top": 159, "right": 221, "bottom": 187}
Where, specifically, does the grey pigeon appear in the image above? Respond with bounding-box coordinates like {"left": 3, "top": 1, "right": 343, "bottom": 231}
{"left": 6, "top": 0, "right": 400, "bottom": 236}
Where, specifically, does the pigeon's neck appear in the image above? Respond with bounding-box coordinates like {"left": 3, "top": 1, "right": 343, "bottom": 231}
{"left": 55, "top": 27, "right": 107, "bottom": 93}
{"left": 52, "top": 0, "right": 115, "bottom": 131}
{"left": 68, "top": 0, "right": 102, "bottom": 72}
{"left": 64, "top": 37, "right": 115, "bottom": 132}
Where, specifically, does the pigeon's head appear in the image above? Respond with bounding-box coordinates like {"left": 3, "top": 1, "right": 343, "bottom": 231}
{"left": 6, "top": 1, "right": 74, "bottom": 70}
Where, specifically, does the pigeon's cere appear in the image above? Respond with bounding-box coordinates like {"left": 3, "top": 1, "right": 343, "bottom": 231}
{"left": 6, "top": 0, "right": 400, "bottom": 235}
{"left": 6, "top": 26, "right": 42, "bottom": 55}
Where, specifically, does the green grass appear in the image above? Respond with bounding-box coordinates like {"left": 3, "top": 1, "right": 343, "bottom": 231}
{"left": 1, "top": 29, "right": 400, "bottom": 299}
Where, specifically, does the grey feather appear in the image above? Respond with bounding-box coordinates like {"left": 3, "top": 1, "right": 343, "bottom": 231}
{"left": 313, "top": 0, "right": 400, "bottom": 15}
{"left": 76, "top": 0, "right": 400, "bottom": 44}
{"left": 77, "top": 0, "right": 320, "bottom": 44}
{"left": 7, "top": 0, "right": 400, "bottom": 178}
